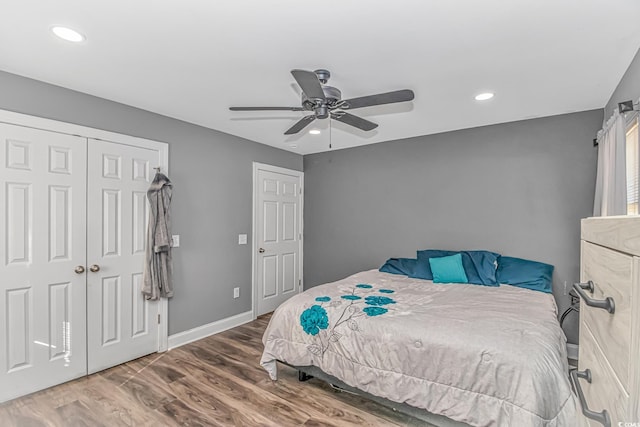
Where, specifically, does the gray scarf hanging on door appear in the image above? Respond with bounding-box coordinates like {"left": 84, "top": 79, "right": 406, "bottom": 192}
{"left": 142, "top": 171, "right": 173, "bottom": 300}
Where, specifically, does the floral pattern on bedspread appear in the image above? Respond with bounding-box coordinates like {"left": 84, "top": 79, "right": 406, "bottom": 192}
{"left": 299, "top": 284, "right": 397, "bottom": 356}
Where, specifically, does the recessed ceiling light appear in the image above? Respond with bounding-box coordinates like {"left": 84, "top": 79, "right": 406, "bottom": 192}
{"left": 51, "top": 26, "right": 85, "bottom": 43}
{"left": 475, "top": 92, "right": 494, "bottom": 101}
{"left": 309, "top": 129, "right": 321, "bottom": 135}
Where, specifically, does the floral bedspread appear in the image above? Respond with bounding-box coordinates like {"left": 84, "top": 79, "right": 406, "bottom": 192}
{"left": 260, "top": 270, "right": 576, "bottom": 427}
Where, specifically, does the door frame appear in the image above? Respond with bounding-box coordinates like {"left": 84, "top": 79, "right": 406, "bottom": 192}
{"left": 0, "top": 108, "right": 170, "bottom": 352}
{"left": 252, "top": 162, "right": 304, "bottom": 319}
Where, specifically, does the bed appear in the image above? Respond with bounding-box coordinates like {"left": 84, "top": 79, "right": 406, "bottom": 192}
{"left": 260, "top": 269, "right": 577, "bottom": 427}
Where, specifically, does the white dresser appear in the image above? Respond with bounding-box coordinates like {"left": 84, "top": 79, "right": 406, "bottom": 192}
{"left": 575, "top": 216, "right": 640, "bottom": 426}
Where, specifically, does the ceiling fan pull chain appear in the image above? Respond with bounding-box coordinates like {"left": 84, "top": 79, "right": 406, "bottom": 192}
{"left": 329, "top": 118, "right": 332, "bottom": 149}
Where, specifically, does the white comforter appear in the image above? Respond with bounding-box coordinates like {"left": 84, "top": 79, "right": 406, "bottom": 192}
{"left": 260, "top": 270, "right": 576, "bottom": 427}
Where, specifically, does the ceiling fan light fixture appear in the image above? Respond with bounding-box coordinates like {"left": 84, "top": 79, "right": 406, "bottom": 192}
{"left": 51, "top": 26, "right": 85, "bottom": 42}
{"left": 475, "top": 92, "right": 494, "bottom": 101}
{"left": 231, "top": 68, "right": 414, "bottom": 136}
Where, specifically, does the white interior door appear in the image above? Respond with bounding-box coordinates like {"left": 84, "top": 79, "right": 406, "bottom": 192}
{"left": 254, "top": 165, "right": 303, "bottom": 316}
{"left": 0, "top": 123, "right": 87, "bottom": 402}
{"left": 86, "top": 139, "right": 161, "bottom": 373}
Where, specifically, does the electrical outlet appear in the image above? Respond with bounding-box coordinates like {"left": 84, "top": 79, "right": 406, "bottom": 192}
{"left": 238, "top": 234, "right": 247, "bottom": 245}
{"left": 233, "top": 287, "right": 240, "bottom": 299}
{"left": 171, "top": 235, "right": 180, "bottom": 248}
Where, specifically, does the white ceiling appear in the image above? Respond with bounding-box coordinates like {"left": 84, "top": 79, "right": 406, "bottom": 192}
{"left": 1, "top": 1, "right": 640, "bottom": 155}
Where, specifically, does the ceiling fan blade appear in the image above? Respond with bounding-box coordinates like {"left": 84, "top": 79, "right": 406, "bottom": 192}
{"left": 340, "top": 89, "right": 414, "bottom": 110}
{"left": 229, "top": 106, "right": 305, "bottom": 111}
{"left": 331, "top": 112, "right": 378, "bottom": 131}
{"left": 284, "top": 115, "right": 316, "bottom": 135}
{"left": 291, "top": 69, "right": 326, "bottom": 100}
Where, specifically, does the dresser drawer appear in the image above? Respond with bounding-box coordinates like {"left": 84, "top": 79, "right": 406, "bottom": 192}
{"left": 578, "top": 324, "right": 629, "bottom": 426}
{"left": 581, "top": 241, "right": 633, "bottom": 392}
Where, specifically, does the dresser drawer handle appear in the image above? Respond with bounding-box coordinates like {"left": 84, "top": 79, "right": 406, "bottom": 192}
{"left": 570, "top": 369, "right": 611, "bottom": 427}
{"left": 573, "top": 282, "right": 615, "bottom": 314}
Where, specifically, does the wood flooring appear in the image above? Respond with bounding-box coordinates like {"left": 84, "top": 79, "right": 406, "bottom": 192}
{"left": 0, "top": 314, "right": 431, "bottom": 427}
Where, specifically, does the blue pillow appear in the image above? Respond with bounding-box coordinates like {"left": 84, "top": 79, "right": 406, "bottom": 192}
{"left": 414, "top": 250, "right": 500, "bottom": 286}
{"left": 496, "top": 256, "right": 553, "bottom": 293}
{"left": 429, "top": 254, "right": 469, "bottom": 284}
{"left": 379, "top": 258, "right": 417, "bottom": 276}
{"left": 410, "top": 249, "right": 452, "bottom": 280}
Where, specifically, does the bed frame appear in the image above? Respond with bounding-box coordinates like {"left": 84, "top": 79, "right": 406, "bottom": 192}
{"left": 282, "top": 361, "right": 470, "bottom": 427}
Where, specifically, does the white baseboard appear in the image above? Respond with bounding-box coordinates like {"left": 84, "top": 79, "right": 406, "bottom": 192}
{"left": 168, "top": 310, "right": 254, "bottom": 350}
{"left": 567, "top": 343, "right": 579, "bottom": 361}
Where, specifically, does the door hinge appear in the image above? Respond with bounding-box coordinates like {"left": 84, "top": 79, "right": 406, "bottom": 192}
{"left": 299, "top": 279, "right": 301, "bottom": 287}
{"left": 299, "top": 187, "right": 302, "bottom": 195}
{"left": 157, "top": 314, "right": 161, "bottom": 324}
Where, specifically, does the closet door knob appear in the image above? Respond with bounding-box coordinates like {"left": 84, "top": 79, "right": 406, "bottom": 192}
{"left": 259, "top": 248, "right": 265, "bottom": 253}
{"left": 74, "top": 266, "right": 85, "bottom": 274}
{"left": 89, "top": 264, "right": 101, "bottom": 273}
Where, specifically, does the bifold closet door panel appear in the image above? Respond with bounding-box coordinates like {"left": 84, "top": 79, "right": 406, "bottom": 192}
{"left": 0, "top": 123, "right": 87, "bottom": 403}
{"left": 86, "top": 138, "right": 161, "bottom": 374}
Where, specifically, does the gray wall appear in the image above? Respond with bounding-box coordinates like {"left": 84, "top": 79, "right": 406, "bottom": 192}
{"left": 303, "top": 110, "right": 603, "bottom": 344}
{"left": 605, "top": 47, "right": 640, "bottom": 117}
{"left": 0, "top": 71, "right": 302, "bottom": 335}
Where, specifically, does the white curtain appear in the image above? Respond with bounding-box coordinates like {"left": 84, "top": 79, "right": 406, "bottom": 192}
{"left": 593, "top": 111, "right": 627, "bottom": 216}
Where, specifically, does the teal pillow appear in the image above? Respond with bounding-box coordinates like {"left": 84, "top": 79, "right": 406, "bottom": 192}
{"left": 379, "top": 258, "right": 417, "bottom": 276}
{"left": 429, "top": 254, "right": 469, "bottom": 284}
{"left": 414, "top": 249, "right": 500, "bottom": 285}
{"left": 496, "top": 256, "right": 553, "bottom": 293}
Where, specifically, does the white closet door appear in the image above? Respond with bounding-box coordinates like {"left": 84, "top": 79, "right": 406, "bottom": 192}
{"left": 0, "top": 123, "right": 87, "bottom": 402}
{"left": 86, "top": 139, "right": 160, "bottom": 373}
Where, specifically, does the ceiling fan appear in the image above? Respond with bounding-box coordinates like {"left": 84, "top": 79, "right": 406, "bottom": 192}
{"left": 229, "top": 69, "right": 415, "bottom": 135}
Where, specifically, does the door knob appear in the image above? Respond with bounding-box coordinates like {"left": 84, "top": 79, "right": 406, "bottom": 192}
{"left": 89, "top": 264, "right": 101, "bottom": 273}
{"left": 259, "top": 248, "right": 265, "bottom": 253}
{"left": 74, "top": 265, "right": 85, "bottom": 274}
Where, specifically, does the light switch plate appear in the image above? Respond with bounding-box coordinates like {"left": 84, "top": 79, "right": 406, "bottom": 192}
{"left": 172, "top": 235, "right": 180, "bottom": 248}
{"left": 238, "top": 234, "right": 247, "bottom": 245}
{"left": 233, "top": 287, "right": 240, "bottom": 298}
